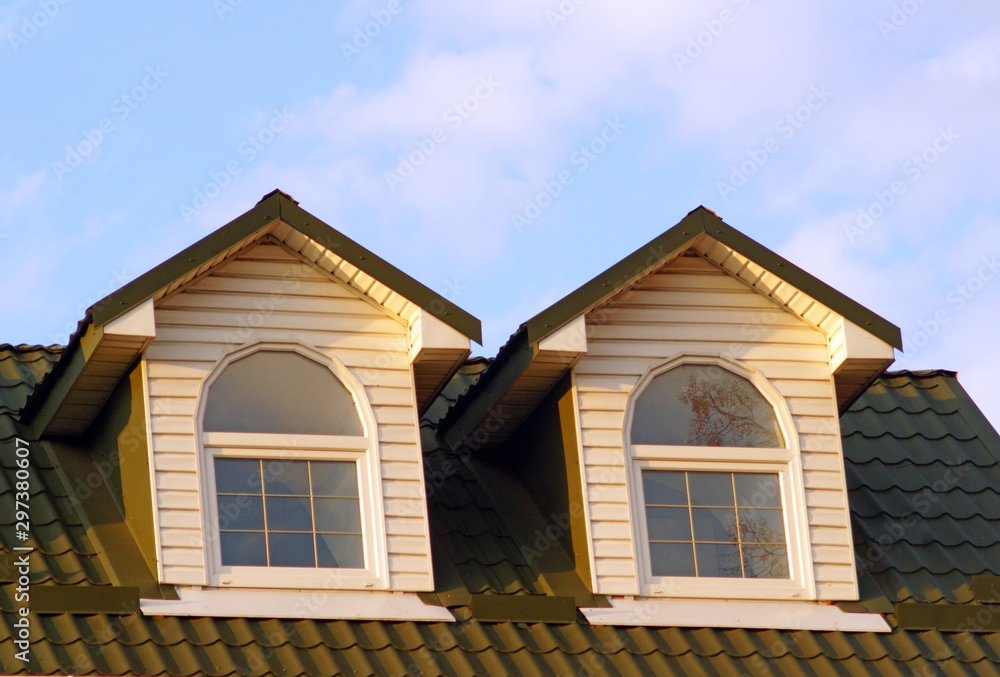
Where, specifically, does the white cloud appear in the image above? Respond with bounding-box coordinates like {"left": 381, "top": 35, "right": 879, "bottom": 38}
{"left": 1, "top": 170, "right": 45, "bottom": 208}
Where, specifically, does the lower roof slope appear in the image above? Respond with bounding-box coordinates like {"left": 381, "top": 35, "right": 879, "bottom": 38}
{"left": 3, "top": 357, "right": 1000, "bottom": 675}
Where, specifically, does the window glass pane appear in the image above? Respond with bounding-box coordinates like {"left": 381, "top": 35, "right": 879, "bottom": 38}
{"left": 215, "top": 458, "right": 262, "bottom": 495}
{"left": 642, "top": 469, "right": 790, "bottom": 581}
{"left": 314, "top": 498, "right": 363, "bottom": 534}
{"left": 734, "top": 473, "right": 781, "bottom": 508}
{"left": 317, "top": 534, "right": 365, "bottom": 568}
{"left": 220, "top": 532, "right": 267, "bottom": 566}
{"left": 264, "top": 460, "right": 310, "bottom": 496}
{"left": 649, "top": 542, "right": 695, "bottom": 577}
{"left": 268, "top": 533, "right": 315, "bottom": 567}
{"left": 738, "top": 508, "right": 786, "bottom": 544}
{"left": 216, "top": 459, "right": 365, "bottom": 570}
{"left": 217, "top": 495, "right": 264, "bottom": 531}
{"left": 742, "top": 544, "right": 790, "bottom": 579}
{"left": 266, "top": 496, "right": 313, "bottom": 532}
{"left": 695, "top": 543, "right": 742, "bottom": 578}
{"left": 631, "top": 364, "right": 783, "bottom": 447}
{"left": 687, "top": 472, "right": 734, "bottom": 507}
{"left": 691, "top": 507, "right": 737, "bottom": 543}
{"left": 311, "top": 461, "right": 359, "bottom": 498}
{"left": 204, "top": 350, "right": 363, "bottom": 435}
{"left": 642, "top": 471, "right": 687, "bottom": 506}
{"left": 646, "top": 507, "right": 692, "bottom": 542}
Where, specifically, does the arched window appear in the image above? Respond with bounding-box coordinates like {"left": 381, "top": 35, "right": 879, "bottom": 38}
{"left": 631, "top": 364, "right": 783, "bottom": 448}
{"left": 204, "top": 350, "right": 363, "bottom": 436}
{"left": 626, "top": 356, "right": 812, "bottom": 599}
{"left": 199, "top": 344, "right": 385, "bottom": 589}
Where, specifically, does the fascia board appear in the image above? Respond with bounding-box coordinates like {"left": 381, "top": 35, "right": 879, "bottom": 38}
{"left": 92, "top": 191, "right": 483, "bottom": 344}
{"left": 91, "top": 193, "right": 282, "bottom": 328}
{"left": 523, "top": 209, "right": 706, "bottom": 346}
{"left": 280, "top": 198, "right": 483, "bottom": 344}
{"left": 523, "top": 207, "right": 902, "bottom": 351}
{"left": 707, "top": 215, "right": 902, "bottom": 350}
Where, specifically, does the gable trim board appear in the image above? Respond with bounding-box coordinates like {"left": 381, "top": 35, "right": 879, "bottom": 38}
{"left": 524, "top": 206, "right": 900, "bottom": 350}
{"left": 22, "top": 189, "right": 481, "bottom": 437}
{"left": 440, "top": 207, "right": 899, "bottom": 454}
{"left": 97, "top": 191, "right": 480, "bottom": 341}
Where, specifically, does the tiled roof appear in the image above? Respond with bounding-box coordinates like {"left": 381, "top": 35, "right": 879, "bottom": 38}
{"left": 3, "top": 360, "right": 1000, "bottom": 675}
{"left": 844, "top": 370, "right": 1000, "bottom": 609}
{"left": 0, "top": 344, "right": 61, "bottom": 437}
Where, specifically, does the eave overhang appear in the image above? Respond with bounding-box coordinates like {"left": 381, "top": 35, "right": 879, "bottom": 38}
{"left": 442, "top": 206, "right": 901, "bottom": 452}
{"left": 23, "top": 190, "right": 482, "bottom": 437}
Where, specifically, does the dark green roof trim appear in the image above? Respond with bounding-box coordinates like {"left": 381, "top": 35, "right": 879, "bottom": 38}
{"left": 444, "top": 207, "right": 902, "bottom": 450}
{"left": 524, "top": 206, "right": 902, "bottom": 350}
{"left": 468, "top": 594, "right": 578, "bottom": 623}
{"left": 440, "top": 329, "right": 532, "bottom": 450}
{"left": 93, "top": 190, "right": 482, "bottom": 343}
{"left": 895, "top": 602, "right": 1000, "bottom": 632}
{"left": 31, "top": 586, "right": 140, "bottom": 614}
{"left": 972, "top": 576, "right": 1000, "bottom": 603}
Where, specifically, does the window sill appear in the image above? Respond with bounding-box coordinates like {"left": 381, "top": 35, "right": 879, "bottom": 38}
{"left": 580, "top": 597, "right": 890, "bottom": 632}
{"left": 140, "top": 586, "right": 455, "bottom": 622}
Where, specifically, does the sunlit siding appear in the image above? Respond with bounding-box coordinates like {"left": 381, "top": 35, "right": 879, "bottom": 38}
{"left": 144, "top": 241, "right": 432, "bottom": 590}
{"left": 575, "top": 254, "right": 856, "bottom": 599}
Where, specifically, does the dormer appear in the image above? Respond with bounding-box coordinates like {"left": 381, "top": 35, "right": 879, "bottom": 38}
{"left": 24, "top": 190, "right": 479, "bottom": 620}
{"left": 442, "top": 206, "right": 900, "bottom": 631}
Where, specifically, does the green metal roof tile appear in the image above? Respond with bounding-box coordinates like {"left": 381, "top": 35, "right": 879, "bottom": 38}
{"left": 863, "top": 542, "right": 1000, "bottom": 577}
{"left": 850, "top": 486, "right": 1000, "bottom": 520}
{"left": 841, "top": 407, "right": 977, "bottom": 441}
{"left": 453, "top": 560, "right": 538, "bottom": 596}
{"left": 842, "top": 433, "right": 998, "bottom": 467}
{"left": 421, "top": 359, "right": 490, "bottom": 427}
{"left": 865, "top": 568, "right": 973, "bottom": 605}
{"left": 854, "top": 514, "right": 1000, "bottom": 549}
{"left": 846, "top": 460, "right": 1000, "bottom": 493}
{"left": 0, "top": 346, "right": 62, "bottom": 421}
{"left": 5, "top": 361, "right": 1000, "bottom": 675}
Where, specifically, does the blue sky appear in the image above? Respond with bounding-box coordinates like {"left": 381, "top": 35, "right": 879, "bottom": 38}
{"left": 2, "top": 1, "right": 999, "bottom": 426}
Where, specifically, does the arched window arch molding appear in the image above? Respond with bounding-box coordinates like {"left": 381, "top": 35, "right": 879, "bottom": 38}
{"left": 623, "top": 353, "right": 816, "bottom": 600}
{"left": 196, "top": 340, "right": 389, "bottom": 590}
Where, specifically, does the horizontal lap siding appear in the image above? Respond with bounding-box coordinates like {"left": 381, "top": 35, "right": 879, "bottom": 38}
{"left": 146, "top": 243, "right": 432, "bottom": 589}
{"left": 576, "top": 255, "right": 855, "bottom": 599}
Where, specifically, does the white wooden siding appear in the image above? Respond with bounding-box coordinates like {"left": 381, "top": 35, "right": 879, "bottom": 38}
{"left": 144, "top": 241, "right": 433, "bottom": 590}
{"left": 575, "top": 254, "right": 857, "bottom": 600}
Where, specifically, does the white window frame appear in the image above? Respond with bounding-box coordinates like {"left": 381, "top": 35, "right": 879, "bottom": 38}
{"left": 197, "top": 341, "right": 388, "bottom": 590}
{"left": 625, "top": 354, "right": 815, "bottom": 601}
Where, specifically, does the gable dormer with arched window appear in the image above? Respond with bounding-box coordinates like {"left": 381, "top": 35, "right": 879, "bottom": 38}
{"left": 564, "top": 246, "right": 871, "bottom": 606}
{"left": 131, "top": 197, "right": 480, "bottom": 608}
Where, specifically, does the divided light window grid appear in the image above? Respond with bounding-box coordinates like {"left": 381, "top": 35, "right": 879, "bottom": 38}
{"left": 643, "top": 470, "right": 789, "bottom": 579}
{"left": 216, "top": 458, "right": 364, "bottom": 569}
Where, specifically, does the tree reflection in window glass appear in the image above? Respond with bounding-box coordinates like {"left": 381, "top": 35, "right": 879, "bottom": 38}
{"left": 632, "top": 365, "right": 783, "bottom": 447}
{"left": 643, "top": 470, "right": 789, "bottom": 579}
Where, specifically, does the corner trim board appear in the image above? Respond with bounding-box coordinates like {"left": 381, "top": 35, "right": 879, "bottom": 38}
{"left": 139, "top": 587, "right": 456, "bottom": 621}
{"left": 580, "top": 598, "right": 891, "bottom": 632}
